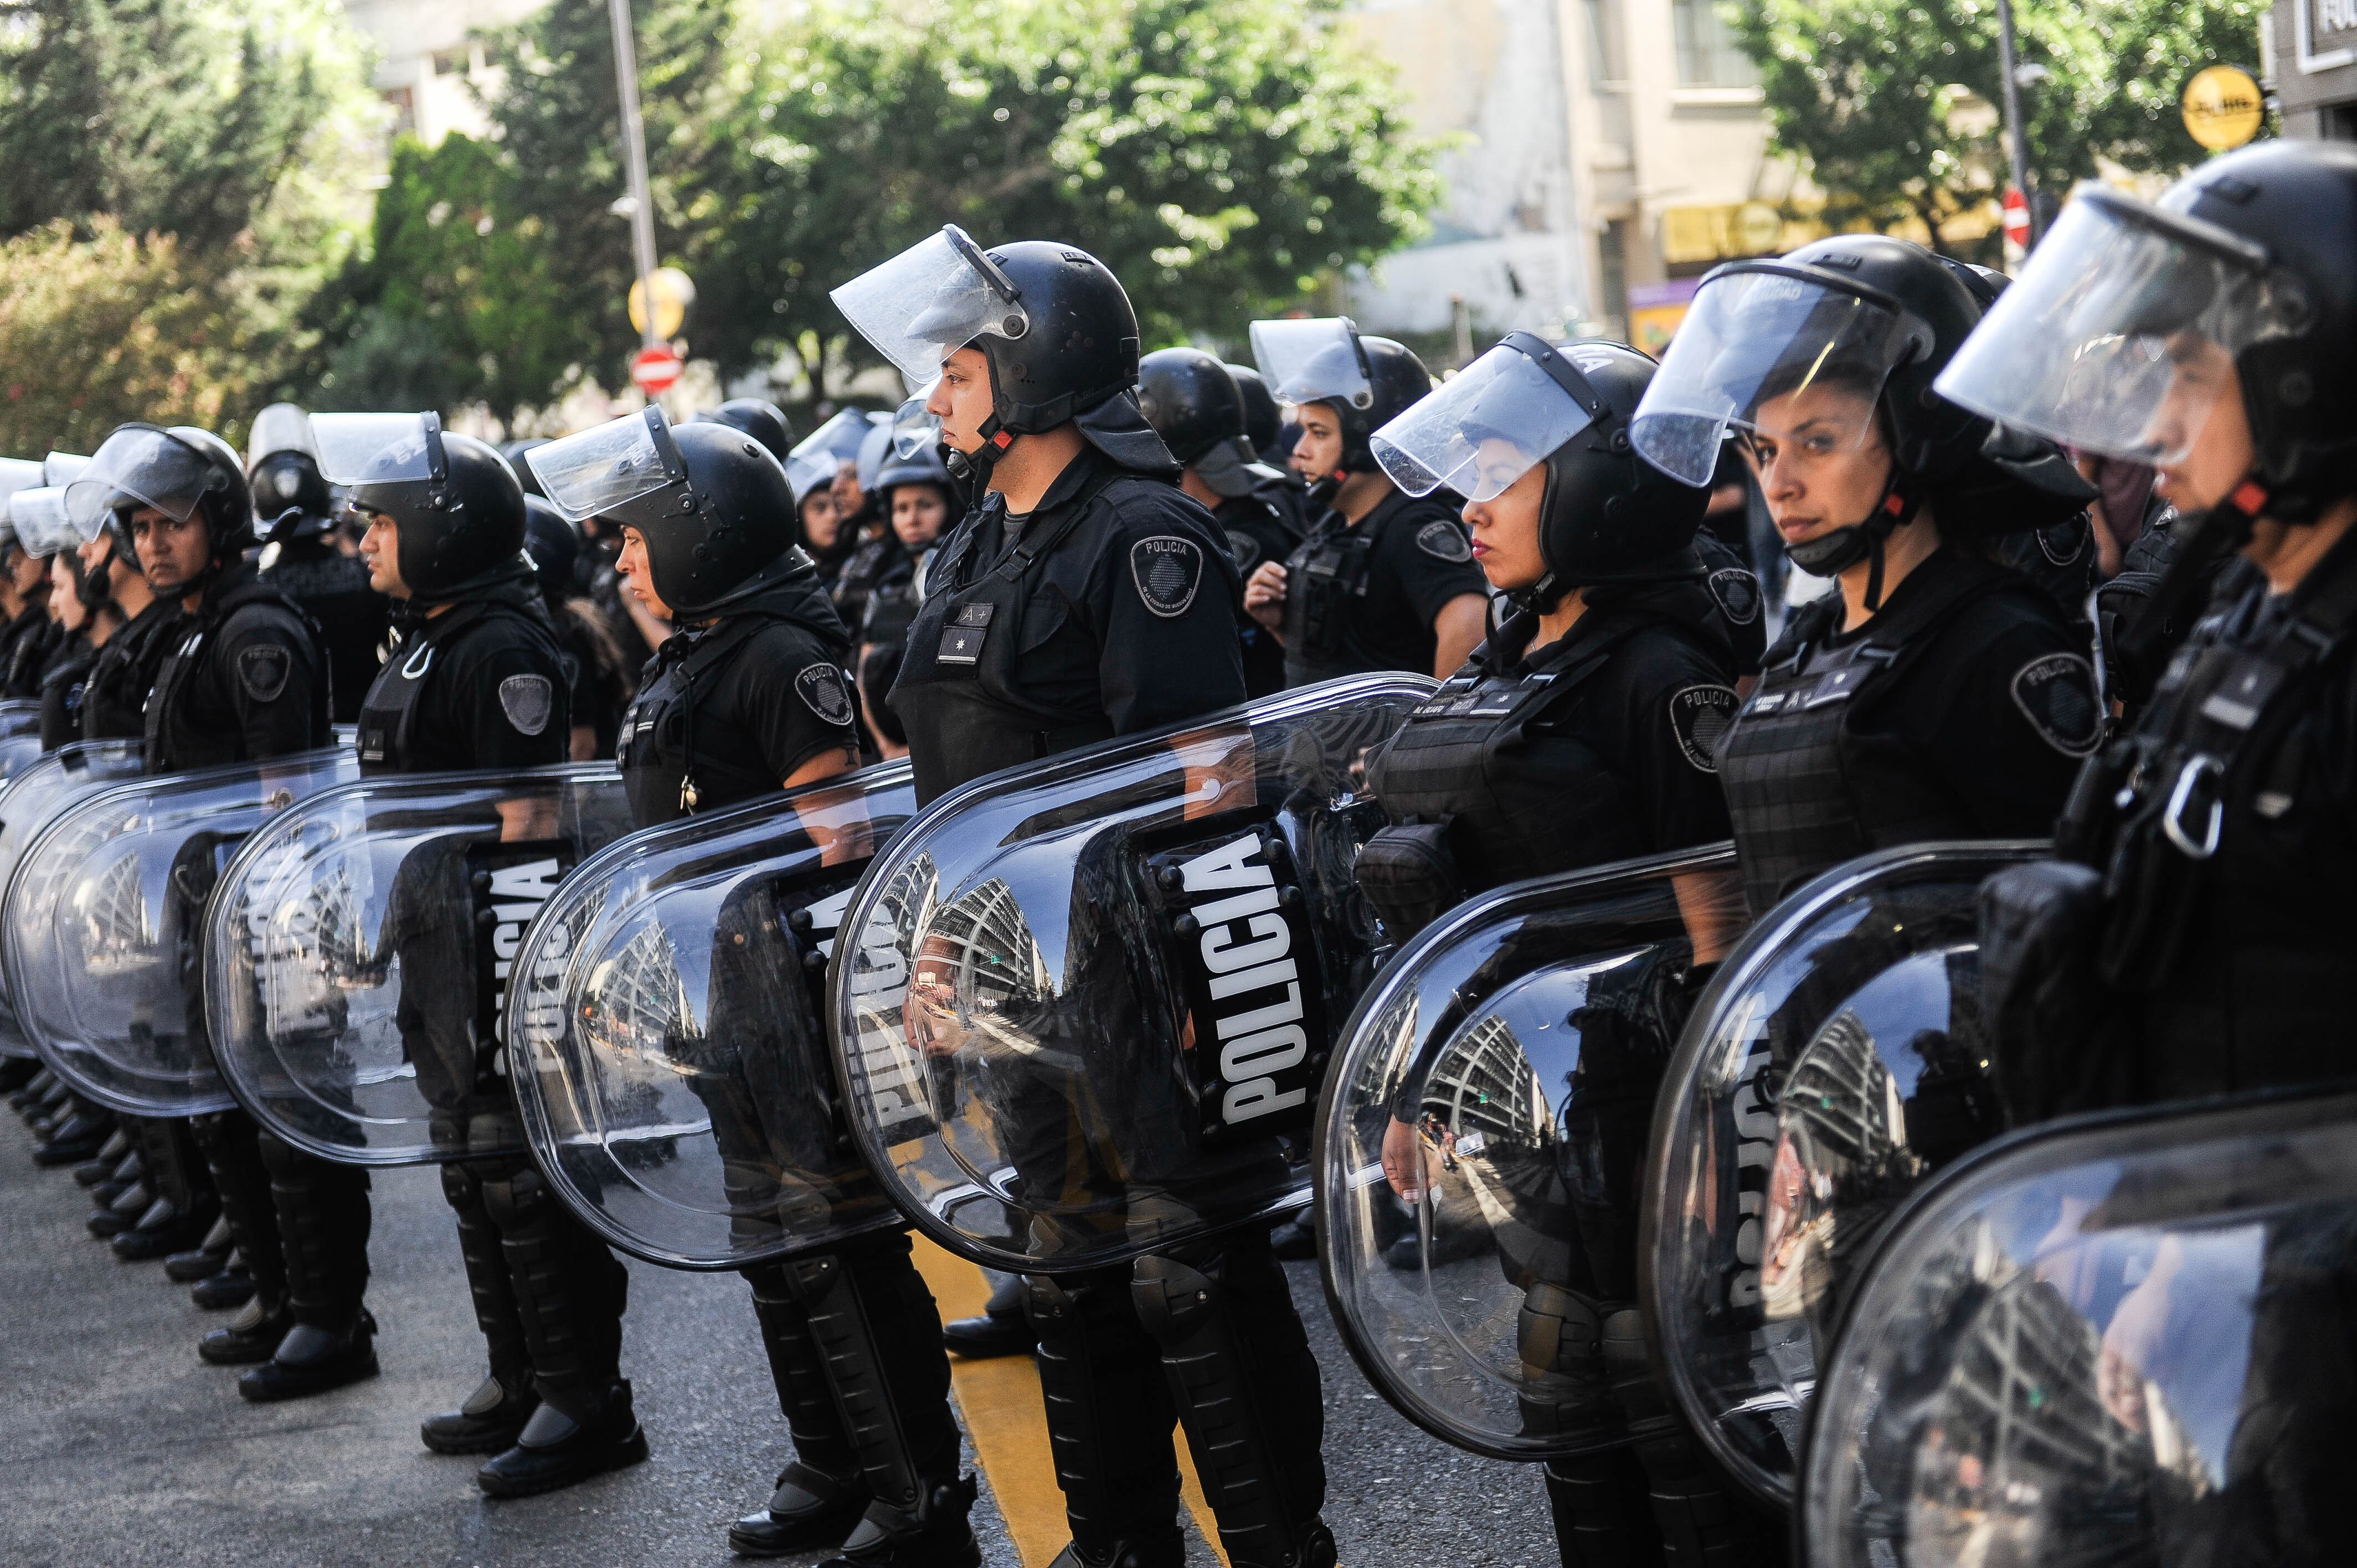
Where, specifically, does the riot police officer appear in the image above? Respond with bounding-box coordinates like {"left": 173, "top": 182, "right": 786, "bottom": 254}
{"left": 250, "top": 404, "right": 390, "bottom": 725}
{"left": 1959, "top": 142, "right": 2357, "bottom": 1122}
{"left": 0, "top": 481, "right": 58, "bottom": 698}
{"left": 336, "top": 414, "right": 645, "bottom": 1497}
{"left": 836, "top": 227, "right": 1330, "bottom": 1568}
{"left": 1241, "top": 319, "right": 1488, "bottom": 687}
{"left": 76, "top": 479, "right": 179, "bottom": 742}
{"left": 1629, "top": 235, "right": 2104, "bottom": 921}
{"left": 532, "top": 408, "right": 972, "bottom": 1565}
{"left": 695, "top": 396, "right": 797, "bottom": 468}
{"left": 61, "top": 422, "right": 370, "bottom": 1395}
{"left": 522, "top": 497, "right": 635, "bottom": 760}
{"left": 854, "top": 432, "right": 955, "bottom": 759}
{"left": 1227, "top": 363, "right": 1292, "bottom": 471}
{"left": 1139, "top": 347, "right": 1304, "bottom": 697}
{"left": 39, "top": 524, "right": 116, "bottom": 749}
{"left": 1352, "top": 336, "right": 1771, "bottom": 1565}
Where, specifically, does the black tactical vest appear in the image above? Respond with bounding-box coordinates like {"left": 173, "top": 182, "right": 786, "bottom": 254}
{"left": 617, "top": 611, "right": 838, "bottom": 826}
{"left": 889, "top": 474, "right": 1124, "bottom": 807}
{"left": 1280, "top": 503, "right": 1386, "bottom": 689}
{"left": 353, "top": 601, "right": 504, "bottom": 775}
{"left": 1718, "top": 568, "right": 2017, "bottom": 918}
{"left": 143, "top": 577, "right": 327, "bottom": 774}
{"left": 1367, "top": 615, "right": 1665, "bottom": 885}
{"left": 2062, "top": 541, "right": 2357, "bottom": 1098}
{"left": 81, "top": 600, "right": 180, "bottom": 742}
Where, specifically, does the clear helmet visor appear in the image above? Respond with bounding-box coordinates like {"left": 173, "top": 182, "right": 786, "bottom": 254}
{"left": 1934, "top": 184, "right": 2305, "bottom": 466}
{"left": 527, "top": 408, "right": 676, "bottom": 524}
{"left": 63, "top": 426, "right": 215, "bottom": 537}
{"left": 245, "top": 403, "right": 318, "bottom": 470}
{"left": 831, "top": 226, "right": 1032, "bottom": 389}
{"left": 0, "top": 460, "right": 44, "bottom": 528}
{"left": 1632, "top": 269, "right": 1922, "bottom": 486}
{"left": 786, "top": 452, "right": 838, "bottom": 506}
{"left": 1249, "top": 317, "right": 1372, "bottom": 411}
{"left": 891, "top": 390, "right": 943, "bottom": 461}
{"left": 1370, "top": 342, "right": 1598, "bottom": 502}
{"left": 855, "top": 416, "right": 894, "bottom": 491}
{"left": 40, "top": 452, "right": 87, "bottom": 488}
{"left": 792, "top": 408, "right": 880, "bottom": 468}
{"left": 9, "top": 487, "right": 75, "bottom": 558}
{"left": 309, "top": 412, "right": 439, "bottom": 487}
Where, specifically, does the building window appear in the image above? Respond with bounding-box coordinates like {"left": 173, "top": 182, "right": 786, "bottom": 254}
{"left": 382, "top": 85, "right": 416, "bottom": 140}
{"left": 1598, "top": 219, "right": 1629, "bottom": 339}
{"left": 1583, "top": 0, "right": 1626, "bottom": 85}
{"left": 1674, "top": 0, "right": 1759, "bottom": 89}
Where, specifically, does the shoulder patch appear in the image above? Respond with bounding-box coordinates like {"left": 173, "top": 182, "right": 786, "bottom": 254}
{"left": 498, "top": 673, "right": 554, "bottom": 737}
{"left": 1224, "top": 529, "right": 1262, "bottom": 571}
{"left": 1707, "top": 566, "right": 1763, "bottom": 627}
{"left": 1415, "top": 518, "right": 1474, "bottom": 564}
{"left": 1129, "top": 535, "right": 1205, "bottom": 618}
{"left": 795, "top": 662, "right": 857, "bottom": 728}
{"left": 2036, "top": 517, "right": 2090, "bottom": 568}
{"left": 237, "top": 644, "right": 292, "bottom": 704}
{"left": 2011, "top": 652, "right": 2102, "bottom": 756}
{"left": 1669, "top": 683, "right": 1740, "bottom": 772}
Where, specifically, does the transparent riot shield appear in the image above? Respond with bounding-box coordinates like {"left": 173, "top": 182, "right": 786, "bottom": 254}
{"left": 207, "top": 765, "right": 636, "bottom": 1165}
{"left": 0, "top": 740, "right": 147, "bottom": 1059}
{"left": 1315, "top": 846, "right": 1744, "bottom": 1462}
{"left": 510, "top": 762, "right": 920, "bottom": 1271}
{"left": 830, "top": 674, "right": 1433, "bottom": 1275}
{"left": 1799, "top": 1086, "right": 2357, "bottom": 1568}
{"left": 1639, "top": 840, "right": 2042, "bottom": 1509}
{"left": 10, "top": 747, "right": 359, "bottom": 1115}
{"left": 0, "top": 699, "right": 39, "bottom": 741}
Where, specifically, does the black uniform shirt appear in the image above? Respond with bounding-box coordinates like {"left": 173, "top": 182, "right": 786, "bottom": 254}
{"left": 1213, "top": 482, "right": 1304, "bottom": 698}
{"left": 1303, "top": 487, "right": 1486, "bottom": 679}
{"left": 38, "top": 632, "right": 93, "bottom": 751}
{"left": 263, "top": 540, "right": 388, "bottom": 725}
{"left": 1790, "top": 546, "right": 2090, "bottom": 838}
{"left": 80, "top": 597, "right": 181, "bottom": 742}
{"left": 145, "top": 573, "right": 328, "bottom": 772}
{"left": 893, "top": 447, "right": 1248, "bottom": 747}
{"left": 369, "top": 599, "right": 571, "bottom": 774}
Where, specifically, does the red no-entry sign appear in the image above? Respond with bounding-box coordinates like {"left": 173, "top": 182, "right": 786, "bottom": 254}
{"left": 631, "top": 344, "right": 683, "bottom": 396}
{"left": 2002, "top": 187, "right": 2031, "bottom": 250}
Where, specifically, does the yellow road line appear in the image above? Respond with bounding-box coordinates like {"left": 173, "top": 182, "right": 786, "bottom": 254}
{"left": 910, "top": 1239, "right": 1233, "bottom": 1568}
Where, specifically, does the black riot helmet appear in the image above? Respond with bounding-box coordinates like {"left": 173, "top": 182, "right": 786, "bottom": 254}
{"left": 694, "top": 398, "right": 796, "bottom": 467}
{"left": 527, "top": 405, "right": 806, "bottom": 618}
{"left": 315, "top": 413, "right": 527, "bottom": 599}
{"left": 1226, "top": 362, "right": 1284, "bottom": 463}
{"left": 1139, "top": 345, "right": 1274, "bottom": 498}
{"left": 247, "top": 403, "right": 333, "bottom": 540}
{"left": 1249, "top": 316, "right": 1433, "bottom": 481}
{"left": 832, "top": 226, "right": 1167, "bottom": 481}
{"left": 1633, "top": 235, "right": 1987, "bottom": 606}
{"left": 1940, "top": 143, "right": 2357, "bottom": 529}
{"left": 1374, "top": 334, "right": 1707, "bottom": 611}
{"left": 501, "top": 440, "right": 550, "bottom": 498}
{"left": 64, "top": 422, "right": 254, "bottom": 588}
{"left": 521, "top": 496, "right": 581, "bottom": 604}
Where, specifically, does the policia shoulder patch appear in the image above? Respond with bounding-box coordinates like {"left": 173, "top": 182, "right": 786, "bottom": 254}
{"left": 1707, "top": 568, "right": 1762, "bottom": 626}
{"left": 1415, "top": 519, "right": 1474, "bottom": 563}
{"left": 1670, "top": 683, "right": 1740, "bottom": 772}
{"left": 1130, "top": 535, "right": 1205, "bottom": 618}
{"left": 2011, "top": 652, "right": 2103, "bottom": 756}
{"left": 499, "top": 674, "right": 554, "bottom": 736}
{"left": 795, "top": 663, "right": 856, "bottom": 728}
{"left": 238, "top": 644, "right": 292, "bottom": 703}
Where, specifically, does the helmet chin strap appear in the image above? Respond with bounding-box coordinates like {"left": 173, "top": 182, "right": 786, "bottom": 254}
{"left": 1784, "top": 482, "right": 1921, "bottom": 613}
{"left": 944, "top": 418, "right": 1016, "bottom": 488}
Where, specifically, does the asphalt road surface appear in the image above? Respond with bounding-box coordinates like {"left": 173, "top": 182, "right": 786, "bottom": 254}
{"left": 0, "top": 1107, "right": 1576, "bottom": 1568}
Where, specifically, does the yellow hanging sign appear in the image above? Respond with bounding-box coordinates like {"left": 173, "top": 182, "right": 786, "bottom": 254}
{"left": 627, "top": 266, "right": 697, "bottom": 340}
{"left": 2181, "top": 65, "right": 2265, "bottom": 152}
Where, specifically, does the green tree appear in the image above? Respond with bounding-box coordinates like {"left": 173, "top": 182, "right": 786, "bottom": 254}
{"left": 1730, "top": 0, "right": 2265, "bottom": 254}
{"left": 0, "top": 0, "right": 382, "bottom": 445}
{"left": 322, "top": 0, "right": 1438, "bottom": 411}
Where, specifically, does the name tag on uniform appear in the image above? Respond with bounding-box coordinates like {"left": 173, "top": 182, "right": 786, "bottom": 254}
{"left": 1804, "top": 666, "right": 1870, "bottom": 708}
{"left": 2198, "top": 659, "right": 2284, "bottom": 731}
{"left": 937, "top": 602, "right": 994, "bottom": 666}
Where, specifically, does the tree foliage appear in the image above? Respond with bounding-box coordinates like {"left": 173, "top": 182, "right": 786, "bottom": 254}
{"left": 325, "top": 0, "right": 1438, "bottom": 414}
{"left": 1729, "top": 0, "right": 2266, "bottom": 253}
{"left": 0, "top": 0, "right": 380, "bottom": 447}
{"left": 0, "top": 219, "right": 277, "bottom": 453}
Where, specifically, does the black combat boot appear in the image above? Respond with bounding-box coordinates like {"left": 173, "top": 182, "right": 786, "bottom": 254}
{"left": 200, "top": 1294, "right": 292, "bottom": 1365}
{"left": 423, "top": 1162, "right": 538, "bottom": 1455}
{"left": 732, "top": 1261, "right": 869, "bottom": 1556}
{"left": 730, "top": 1462, "right": 870, "bottom": 1557}
{"left": 236, "top": 1131, "right": 375, "bottom": 1400}
{"left": 239, "top": 1312, "right": 379, "bottom": 1402}
{"left": 165, "top": 1215, "right": 235, "bottom": 1282}
{"left": 74, "top": 1126, "right": 134, "bottom": 1187}
{"left": 475, "top": 1379, "right": 650, "bottom": 1499}
{"left": 940, "top": 1271, "right": 1033, "bottom": 1359}
{"left": 192, "top": 1256, "right": 256, "bottom": 1311}
{"left": 423, "top": 1370, "right": 539, "bottom": 1455}
{"left": 815, "top": 1476, "right": 982, "bottom": 1568}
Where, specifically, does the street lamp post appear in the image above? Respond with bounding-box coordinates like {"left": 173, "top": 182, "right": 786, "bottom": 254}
{"left": 1993, "top": 0, "right": 2039, "bottom": 248}
{"left": 606, "top": 0, "right": 661, "bottom": 352}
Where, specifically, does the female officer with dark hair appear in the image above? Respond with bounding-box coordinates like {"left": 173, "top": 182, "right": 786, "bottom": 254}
{"left": 1631, "top": 234, "right": 2104, "bottom": 922}
{"left": 1352, "top": 335, "right": 1765, "bottom": 1567}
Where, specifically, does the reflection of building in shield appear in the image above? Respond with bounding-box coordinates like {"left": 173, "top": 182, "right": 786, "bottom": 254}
{"left": 78, "top": 852, "right": 156, "bottom": 976}
{"left": 379, "top": 835, "right": 489, "bottom": 1150}
{"left": 1422, "top": 1012, "right": 1551, "bottom": 1152}
{"left": 1884, "top": 1232, "right": 2163, "bottom": 1564}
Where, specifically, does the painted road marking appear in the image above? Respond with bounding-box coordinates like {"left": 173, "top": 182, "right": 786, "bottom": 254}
{"left": 910, "top": 1239, "right": 1234, "bottom": 1568}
